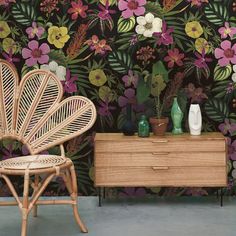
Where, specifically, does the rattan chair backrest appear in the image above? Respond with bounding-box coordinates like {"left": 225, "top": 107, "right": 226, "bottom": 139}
{"left": 0, "top": 59, "right": 96, "bottom": 155}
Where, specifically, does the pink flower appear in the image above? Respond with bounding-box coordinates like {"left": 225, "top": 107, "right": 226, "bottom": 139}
{"left": 68, "top": 0, "right": 88, "bottom": 19}
{"left": 26, "top": 22, "right": 45, "bottom": 39}
{"left": 153, "top": 21, "right": 174, "bottom": 46}
{"left": 219, "top": 119, "right": 236, "bottom": 136}
{"left": 187, "top": 0, "right": 208, "bottom": 7}
{"left": 194, "top": 49, "right": 212, "bottom": 69}
{"left": 22, "top": 40, "right": 50, "bottom": 67}
{"left": 164, "top": 48, "right": 184, "bottom": 68}
{"left": 122, "top": 70, "right": 139, "bottom": 88}
{"left": 97, "top": 100, "right": 116, "bottom": 117}
{"left": 218, "top": 22, "right": 236, "bottom": 39}
{"left": 118, "top": 0, "right": 146, "bottom": 19}
{"left": 215, "top": 40, "right": 236, "bottom": 66}
{"left": 61, "top": 69, "right": 78, "bottom": 94}
{"left": 98, "top": 0, "right": 116, "bottom": 20}
{"left": 227, "top": 137, "right": 236, "bottom": 161}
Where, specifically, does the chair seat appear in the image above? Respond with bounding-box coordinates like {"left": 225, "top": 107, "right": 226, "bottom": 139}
{"left": 0, "top": 155, "right": 66, "bottom": 170}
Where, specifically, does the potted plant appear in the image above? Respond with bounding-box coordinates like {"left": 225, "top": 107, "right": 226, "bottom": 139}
{"left": 149, "top": 74, "right": 169, "bottom": 136}
{"left": 137, "top": 61, "right": 170, "bottom": 136}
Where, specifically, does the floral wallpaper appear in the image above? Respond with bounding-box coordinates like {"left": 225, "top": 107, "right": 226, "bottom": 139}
{"left": 0, "top": 0, "right": 236, "bottom": 197}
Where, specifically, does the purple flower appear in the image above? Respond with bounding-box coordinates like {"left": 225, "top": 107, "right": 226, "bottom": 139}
{"left": 122, "top": 70, "right": 139, "bottom": 88}
{"left": 97, "top": 100, "right": 116, "bottom": 117}
{"left": 218, "top": 119, "right": 236, "bottom": 136}
{"left": 226, "top": 82, "right": 234, "bottom": 94}
{"left": 129, "top": 34, "right": 138, "bottom": 46}
{"left": 218, "top": 22, "right": 236, "bottom": 39}
{"left": 153, "top": 21, "right": 174, "bottom": 46}
{"left": 2, "top": 144, "right": 17, "bottom": 160}
{"left": 118, "top": 88, "right": 144, "bottom": 112}
{"left": 215, "top": 40, "right": 236, "bottom": 66}
{"left": 227, "top": 137, "right": 236, "bottom": 161}
{"left": 194, "top": 49, "right": 212, "bottom": 69}
{"left": 98, "top": 0, "right": 116, "bottom": 20}
{"left": 26, "top": 22, "right": 45, "bottom": 39}
{"left": 119, "top": 187, "right": 146, "bottom": 197}
{"left": 118, "top": 0, "right": 146, "bottom": 19}
{"left": 2, "top": 48, "right": 20, "bottom": 64}
{"left": 184, "top": 187, "right": 208, "bottom": 196}
{"left": 22, "top": 40, "right": 50, "bottom": 67}
{"left": 61, "top": 69, "right": 78, "bottom": 94}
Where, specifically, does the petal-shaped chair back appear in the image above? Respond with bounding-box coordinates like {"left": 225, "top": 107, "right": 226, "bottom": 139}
{"left": 0, "top": 59, "right": 96, "bottom": 155}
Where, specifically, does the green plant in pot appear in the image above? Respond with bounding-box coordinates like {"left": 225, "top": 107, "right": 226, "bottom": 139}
{"left": 137, "top": 61, "right": 170, "bottom": 136}
{"left": 149, "top": 74, "right": 169, "bottom": 136}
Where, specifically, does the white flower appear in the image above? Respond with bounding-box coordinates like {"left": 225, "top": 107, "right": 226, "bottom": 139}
{"left": 232, "top": 65, "right": 236, "bottom": 82}
{"left": 135, "top": 13, "right": 162, "bottom": 38}
{"left": 40, "top": 61, "right": 66, "bottom": 81}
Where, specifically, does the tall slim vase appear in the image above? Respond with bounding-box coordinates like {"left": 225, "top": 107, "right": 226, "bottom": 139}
{"left": 188, "top": 104, "right": 202, "bottom": 135}
{"left": 171, "top": 97, "right": 183, "bottom": 134}
{"left": 122, "top": 104, "right": 135, "bottom": 136}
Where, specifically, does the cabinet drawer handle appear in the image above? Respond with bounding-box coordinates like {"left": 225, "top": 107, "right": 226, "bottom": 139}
{"left": 152, "top": 140, "right": 168, "bottom": 143}
{"left": 152, "top": 166, "right": 169, "bottom": 170}
{"left": 152, "top": 152, "right": 169, "bottom": 156}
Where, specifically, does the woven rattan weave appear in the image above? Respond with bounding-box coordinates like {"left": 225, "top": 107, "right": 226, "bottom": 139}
{"left": 0, "top": 59, "right": 97, "bottom": 236}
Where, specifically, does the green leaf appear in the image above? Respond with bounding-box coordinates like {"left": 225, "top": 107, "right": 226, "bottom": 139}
{"left": 12, "top": 3, "right": 36, "bottom": 26}
{"left": 48, "top": 50, "right": 67, "bottom": 67}
{"left": 204, "top": 2, "right": 229, "bottom": 25}
{"left": 145, "top": 2, "right": 163, "bottom": 17}
{"left": 204, "top": 98, "right": 229, "bottom": 122}
{"left": 117, "top": 16, "right": 135, "bottom": 33}
{"left": 137, "top": 76, "right": 151, "bottom": 104}
{"left": 21, "top": 64, "right": 39, "bottom": 77}
{"left": 152, "top": 61, "right": 168, "bottom": 82}
{"left": 108, "top": 51, "right": 133, "bottom": 74}
{"left": 214, "top": 64, "right": 232, "bottom": 81}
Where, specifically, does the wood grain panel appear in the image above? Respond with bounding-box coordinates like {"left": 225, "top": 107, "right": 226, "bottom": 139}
{"left": 95, "top": 140, "right": 225, "bottom": 153}
{"left": 95, "top": 166, "right": 227, "bottom": 187}
{"left": 95, "top": 152, "right": 226, "bottom": 167}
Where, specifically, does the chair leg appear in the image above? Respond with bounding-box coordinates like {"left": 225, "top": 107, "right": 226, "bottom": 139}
{"left": 33, "top": 175, "right": 39, "bottom": 217}
{"left": 69, "top": 166, "right": 88, "bottom": 233}
{"left": 21, "top": 171, "right": 30, "bottom": 236}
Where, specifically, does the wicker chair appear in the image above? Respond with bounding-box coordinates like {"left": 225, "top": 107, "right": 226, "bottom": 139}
{"left": 0, "top": 59, "right": 96, "bottom": 236}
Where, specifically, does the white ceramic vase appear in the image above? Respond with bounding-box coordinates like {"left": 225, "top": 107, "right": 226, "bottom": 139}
{"left": 188, "top": 104, "right": 202, "bottom": 135}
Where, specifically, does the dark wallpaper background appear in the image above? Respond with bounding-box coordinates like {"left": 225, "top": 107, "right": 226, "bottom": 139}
{"left": 0, "top": 0, "right": 236, "bottom": 197}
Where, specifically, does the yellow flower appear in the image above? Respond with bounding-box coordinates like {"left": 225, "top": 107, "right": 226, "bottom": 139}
{"left": 89, "top": 69, "right": 107, "bottom": 87}
{"left": 195, "top": 38, "right": 210, "bottom": 54}
{"left": 151, "top": 75, "right": 166, "bottom": 97}
{"left": 3, "top": 38, "right": 17, "bottom": 53}
{"left": 47, "top": 26, "right": 70, "bottom": 48}
{"left": 185, "top": 21, "right": 203, "bottom": 39}
{"left": 0, "top": 21, "right": 10, "bottom": 39}
{"left": 99, "top": 86, "right": 115, "bottom": 102}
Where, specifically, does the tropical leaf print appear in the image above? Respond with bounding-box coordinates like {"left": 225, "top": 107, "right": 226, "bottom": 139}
{"left": 214, "top": 64, "right": 232, "bottom": 81}
{"left": 117, "top": 16, "right": 135, "bottom": 33}
{"left": 11, "top": 3, "right": 36, "bottom": 26}
{"left": 108, "top": 51, "right": 133, "bottom": 74}
{"left": 204, "top": 2, "right": 229, "bottom": 25}
{"left": 205, "top": 98, "right": 229, "bottom": 122}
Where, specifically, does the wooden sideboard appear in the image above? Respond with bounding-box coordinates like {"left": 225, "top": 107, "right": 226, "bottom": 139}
{"left": 94, "top": 132, "right": 227, "bottom": 205}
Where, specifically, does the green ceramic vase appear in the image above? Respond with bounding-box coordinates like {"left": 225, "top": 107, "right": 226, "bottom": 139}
{"left": 171, "top": 97, "right": 183, "bottom": 134}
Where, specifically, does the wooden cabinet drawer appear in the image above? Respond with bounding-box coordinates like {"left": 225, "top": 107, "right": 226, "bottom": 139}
{"left": 95, "top": 166, "right": 227, "bottom": 187}
{"left": 95, "top": 152, "right": 226, "bottom": 167}
{"left": 95, "top": 140, "right": 225, "bottom": 153}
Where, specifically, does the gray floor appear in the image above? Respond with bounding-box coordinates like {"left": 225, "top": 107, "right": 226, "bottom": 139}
{"left": 0, "top": 196, "right": 236, "bottom": 236}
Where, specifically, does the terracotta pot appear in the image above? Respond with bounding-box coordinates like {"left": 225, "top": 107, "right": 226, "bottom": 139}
{"left": 149, "top": 117, "right": 169, "bottom": 136}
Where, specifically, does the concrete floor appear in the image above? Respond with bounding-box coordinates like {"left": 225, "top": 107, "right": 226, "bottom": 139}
{"left": 0, "top": 196, "right": 236, "bottom": 236}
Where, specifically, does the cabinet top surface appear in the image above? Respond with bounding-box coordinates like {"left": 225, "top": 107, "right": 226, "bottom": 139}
{"left": 95, "top": 132, "right": 225, "bottom": 141}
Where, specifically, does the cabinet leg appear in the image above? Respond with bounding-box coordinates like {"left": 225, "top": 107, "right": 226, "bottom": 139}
{"left": 103, "top": 187, "right": 106, "bottom": 199}
{"left": 98, "top": 188, "right": 102, "bottom": 207}
{"left": 220, "top": 188, "right": 223, "bottom": 207}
